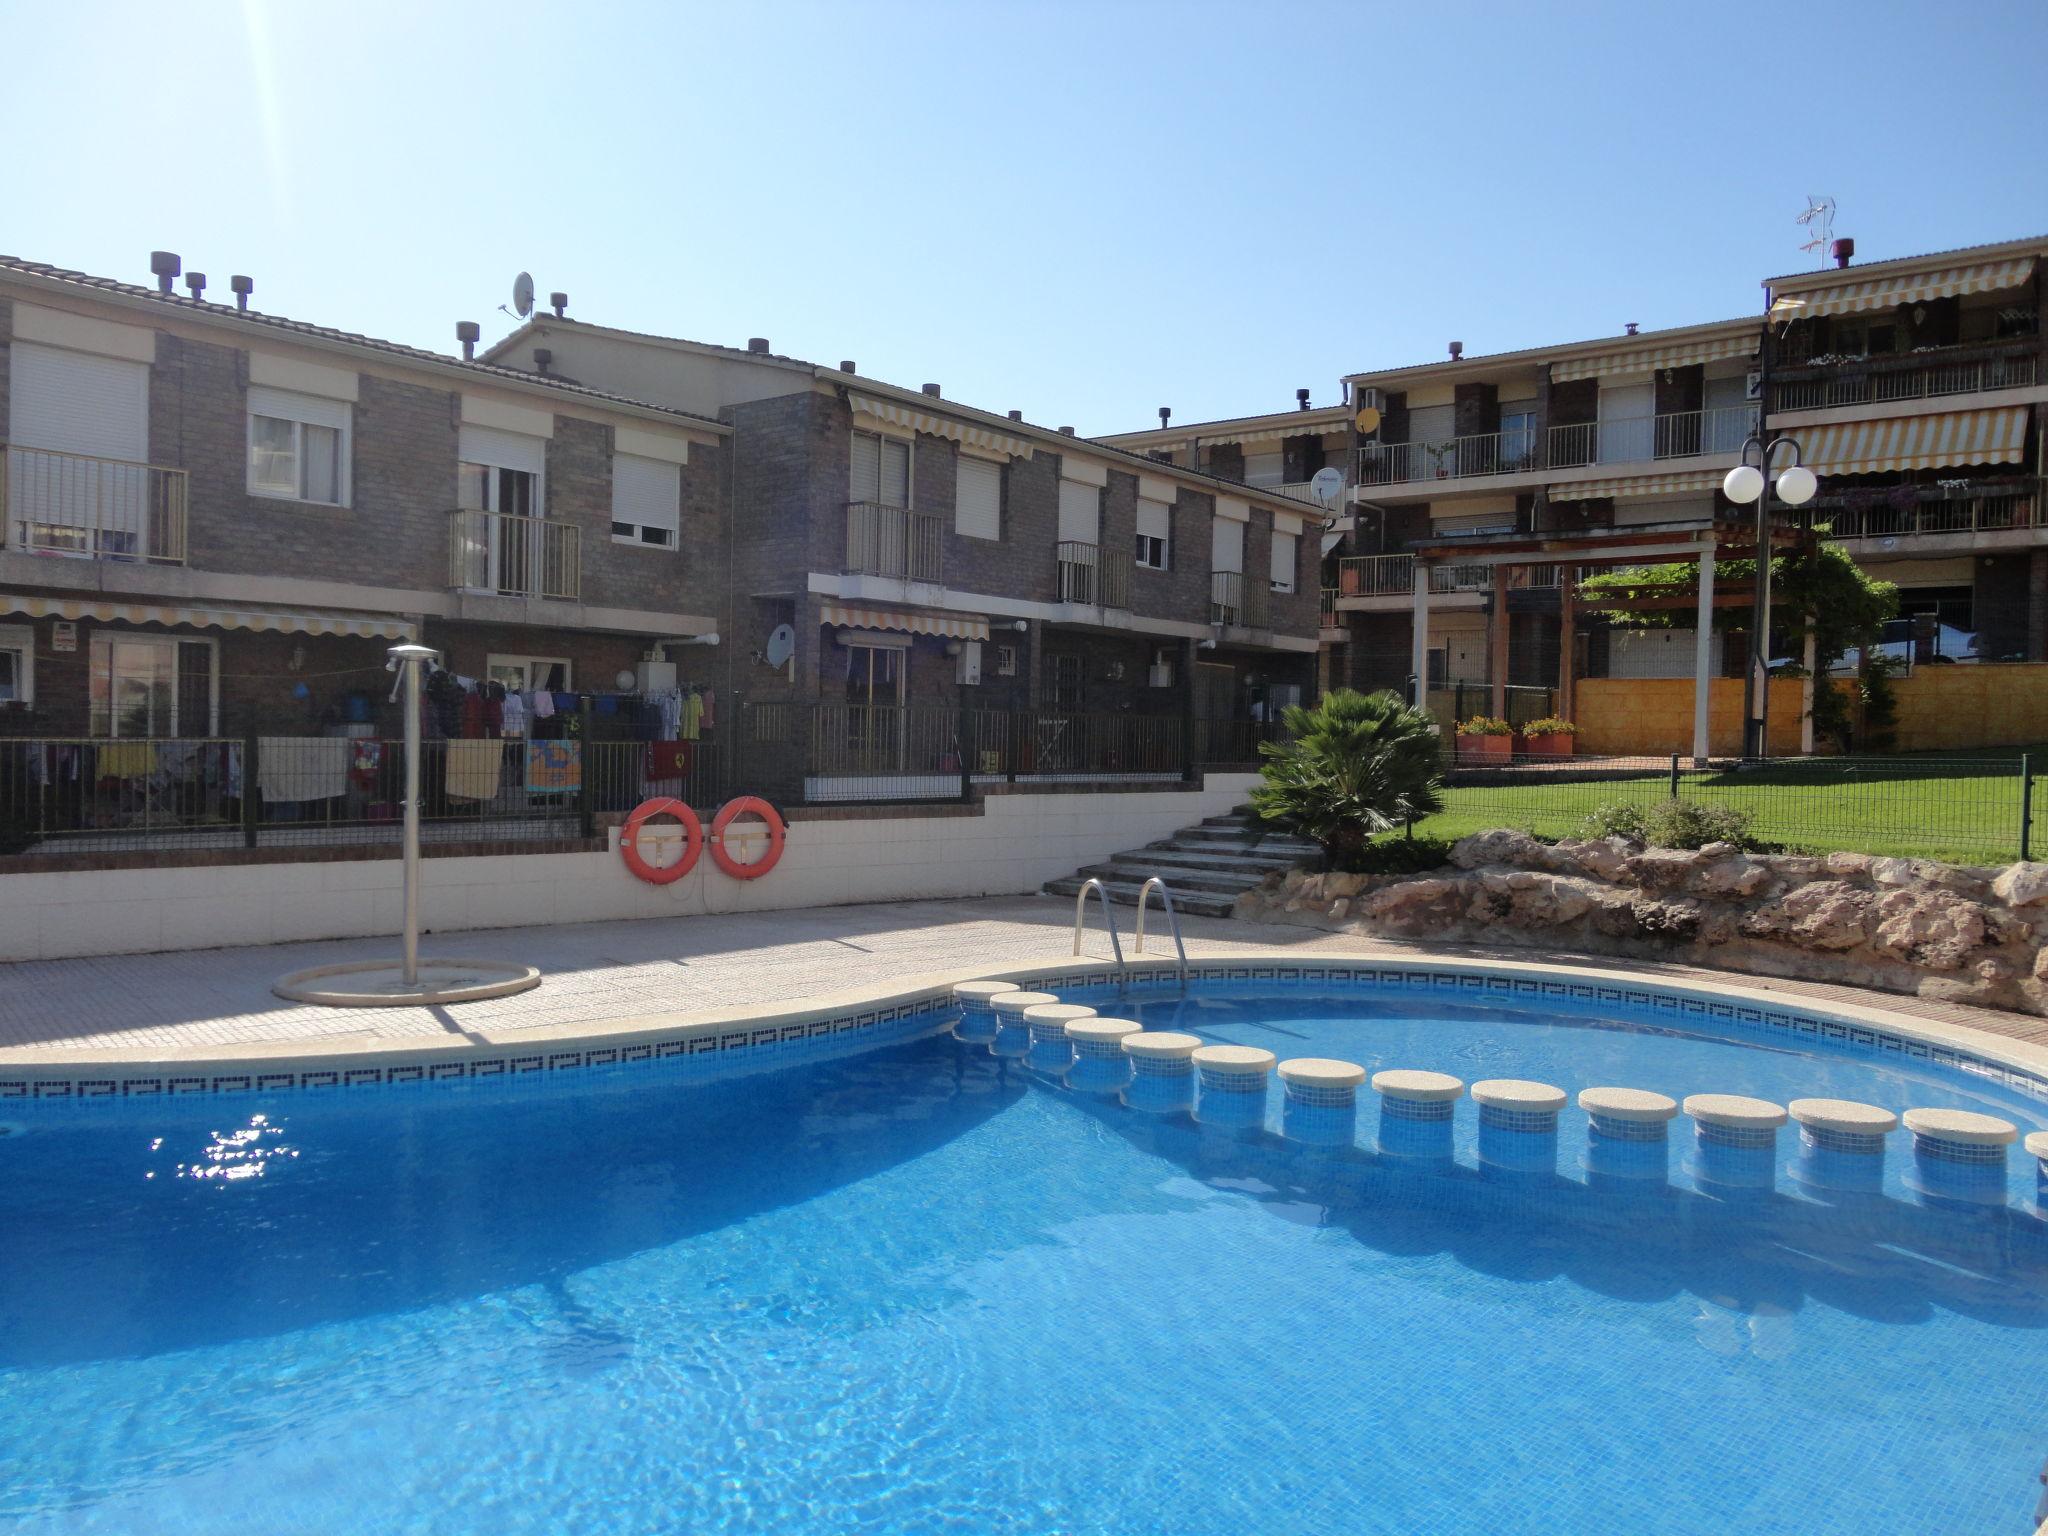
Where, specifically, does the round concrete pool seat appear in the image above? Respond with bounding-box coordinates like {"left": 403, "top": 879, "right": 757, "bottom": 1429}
{"left": 1121, "top": 1031, "right": 1203, "bottom": 1077}
{"left": 1579, "top": 1087, "right": 1679, "bottom": 1142}
{"left": 1684, "top": 1094, "right": 1787, "bottom": 1149}
{"left": 271, "top": 959, "right": 540, "bottom": 1008}
{"left": 1903, "top": 1107, "right": 2019, "bottom": 1167}
{"left": 1067, "top": 1017, "right": 1143, "bottom": 1052}
{"left": 1278, "top": 1058, "right": 1367, "bottom": 1107}
{"left": 1192, "top": 1046, "right": 1277, "bottom": 1099}
{"left": 1021, "top": 1002, "right": 1097, "bottom": 1037}
{"left": 954, "top": 980, "right": 1018, "bottom": 1010}
{"left": 1788, "top": 1098, "right": 1899, "bottom": 1154}
{"left": 1472, "top": 1079, "right": 1567, "bottom": 1133}
{"left": 1372, "top": 1069, "right": 1465, "bottom": 1122}
{"left": 2027, "top": 1130, "right": 2048, "bottom": 1166}
{"left": 989, "top": 990, "right": 1060, "bottom": 1024}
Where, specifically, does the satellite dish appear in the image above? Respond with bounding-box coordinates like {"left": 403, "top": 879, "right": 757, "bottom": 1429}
{"left": 765, "top": 624, "right": 796, "bottom": 669}
{"left": 512, "top": 272, "right": 535, "bottom": 319}
{"left": 1309, "top": 467, "right": 1345, "bottom": 508}
{"left": 1354, "top": 405, "right": 1382, "bottom": 436}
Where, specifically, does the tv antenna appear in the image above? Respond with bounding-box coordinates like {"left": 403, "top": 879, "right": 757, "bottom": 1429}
{"left": 1796, "top": 197, "right": 1836, "bottom": 267}
{"left": 498, "top": 271, "right": 536, "bottom": 320}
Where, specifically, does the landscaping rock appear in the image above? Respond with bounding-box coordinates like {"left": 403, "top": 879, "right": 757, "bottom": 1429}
{"left": 1994, "top": 862, "right": 2048, "bottom": 908}
{"left": 1824, "top": 852, "right": 1872, "bottom": 879}
{"left": 1449, "top": 829, "right": 1547, "bottom": 871}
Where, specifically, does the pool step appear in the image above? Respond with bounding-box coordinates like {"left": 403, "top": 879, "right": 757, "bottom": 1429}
{"left": 1041, "top": 803, "right": 1318, "bottom": 918}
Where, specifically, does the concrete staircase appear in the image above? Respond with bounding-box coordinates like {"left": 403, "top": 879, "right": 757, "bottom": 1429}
{"left": 1042, "top": 807, "right": 1320, "bottom": 918}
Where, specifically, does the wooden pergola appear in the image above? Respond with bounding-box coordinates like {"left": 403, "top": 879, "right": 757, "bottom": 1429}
{"left": 1407, "top": 515, "right": 1812, "bottom": 763}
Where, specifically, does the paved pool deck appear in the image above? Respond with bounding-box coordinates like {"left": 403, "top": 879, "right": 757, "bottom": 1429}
{"left": 5, "top": 893, "right": 2048, "bottom": 1061}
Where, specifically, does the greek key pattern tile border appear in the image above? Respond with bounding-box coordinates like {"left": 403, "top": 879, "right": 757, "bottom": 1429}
{"left": 6, "top": 961, "right": 2046, "bottom": 1107}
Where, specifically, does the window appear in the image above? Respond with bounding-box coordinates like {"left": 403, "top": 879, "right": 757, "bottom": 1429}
{"left": 955, "top": 456, "right": 1003, "bottom": 540}
{"left": 1056, "top": 479, "right": 1101, "bottom": 546}
{"left": 844, "top": 643, "right": 904, "bottom": 705}
{"left": 89, "top": 634, "right": 215, "bottom": 737}
{"left": 247, "top": 386, "right": 349, "bottom": 505}
{"left": 851, "top": 429, "right": 912, "bottom": 507}
{"left": 1243, "top": 449, "right": 1284, "bottom": 488}
{"left": 1211, "top": 516, "right": 1244, "bottom": 574}
{"left": 1135, "top": 496, "right": 1171, "bottom": 570}
{"left": 0, "top": 625, "right": 32, "bottom": 706}
{"left": 486, "top": 655, "right": 572, "bottom": 693}
{"left": 1270, "top": 529, "right": 1299, "bottom": 593}
{"left": 458, "top": 425, "right": 546, "bottom": 519}
{"left": 611, "top": 452, "right": 682, "bottom": 547}
{"left": 994, "top": 644, "right": 1017, "bottom": 677}
{"left": 1500, "top": 408, "right": 1538, "bottom": 469}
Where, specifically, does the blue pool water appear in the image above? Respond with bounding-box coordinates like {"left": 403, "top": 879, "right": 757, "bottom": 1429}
{"left": 4, "top": 982, "right": 2048, "bottom": 1535}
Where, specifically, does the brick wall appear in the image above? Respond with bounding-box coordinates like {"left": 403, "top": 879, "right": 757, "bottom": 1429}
{"left": 1453, "top": 381, "right": 1498, "bottom": 439}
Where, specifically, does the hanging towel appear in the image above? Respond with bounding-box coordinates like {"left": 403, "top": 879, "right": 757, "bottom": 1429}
{"left": 445, "top": 739, "right": 504, "bottom": 802}
{"left": 529, "top": 689, "right": 554, "bottom": 720}
{"left": 97, "top": 741, "right": 159, "bottom": 779}
{"left": 525, "top": 740, "right": 581, "bottom": 794}
{"left": 500, "top": 692, "right": 527, "bottom": 736}
{"left": 680, "top": 691, "right": 704, "bottom": 741}
{"left": 259, "top": 737, "right": 350, "bottom": 802}
{"left": 647, "top": 740, "right": 694, "bottom": 780}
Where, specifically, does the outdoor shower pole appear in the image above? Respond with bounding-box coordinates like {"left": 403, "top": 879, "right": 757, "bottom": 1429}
{"left": 388, "top": 642, "right": 441, "bottom": 987}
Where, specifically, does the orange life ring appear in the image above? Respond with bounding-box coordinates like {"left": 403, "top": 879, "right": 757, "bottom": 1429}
{"left": 620, "top": 797, "right": 703, "bottom": 885}
{"left": 709, "top": 796, "right": 786, "bottom": 880}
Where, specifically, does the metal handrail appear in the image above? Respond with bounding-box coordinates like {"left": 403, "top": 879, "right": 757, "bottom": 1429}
{"left": 1134, "top": 877, "right": 1188, "bottom": 984}
{"left": 1072, "top": 876, "right": 1127, "bottom": 978}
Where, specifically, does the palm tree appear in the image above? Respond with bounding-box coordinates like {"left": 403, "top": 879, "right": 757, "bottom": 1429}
{"left": 1249, "top": 689, "right": 1446, "bottom": 868}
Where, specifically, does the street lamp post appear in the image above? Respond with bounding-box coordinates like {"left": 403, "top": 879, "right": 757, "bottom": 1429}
{"left": 1721, "top": 438, "right": 1817, "bottom": 759}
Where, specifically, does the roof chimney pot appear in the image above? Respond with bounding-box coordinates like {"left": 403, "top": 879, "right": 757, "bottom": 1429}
{"left": 1625, "top": 321, "right": 1639, "bottom": 336}
{"left": 230, "top": 274, "right": 253, "bottom": 311}
{"left": 184, "top": 272, "right": 207, "bottom": 302}
{"left": 1296, "top": 388, "right": 1311, "bottom": 410}
{"left": 1448, "top": 340, "right": 1464, "bottom": 360}
{"left": 1832, "top": 236, "right": 1855, "bottom": 269}
{"left": 921, "top": 382, "right": 941, "bottom": 397}
{"left": 549, "top": 291, "right": 567, "bottom": 317}
{"left": 455, "top": 320, "right": 481, "bottom": 361}
{"left": 1007, "top": 410, "right": 1024, "bottom": 421}
{"left": 1058, "top": 425, "right": 1076, "bottom": 436}
{"left": 746, "top": 337, "right": 770, "bottom": 354}
{"left": 839, "top": 360, "right": 857, "bottom": 373}
{"left": 1158, "top": 407, "right": 1171, "bottom": 428}
{"left": 149, "top": 250, "right": 181, "bottom": 294}
{"left": 533, "top": 348, "right": 553, "bottom": 373}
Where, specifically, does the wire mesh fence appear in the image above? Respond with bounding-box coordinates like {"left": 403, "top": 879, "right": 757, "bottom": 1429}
{"left": 1425, "top": 752, "right": 2038, "bottom": 865}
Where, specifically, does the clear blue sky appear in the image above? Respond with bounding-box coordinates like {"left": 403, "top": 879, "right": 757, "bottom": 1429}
{"left": 4, "top": 0, "right": 2044, "bottom": 434}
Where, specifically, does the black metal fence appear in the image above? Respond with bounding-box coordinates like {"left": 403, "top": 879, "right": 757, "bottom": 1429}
{"left": 1430, "top": 751, "right": 2037, "bottom": 865}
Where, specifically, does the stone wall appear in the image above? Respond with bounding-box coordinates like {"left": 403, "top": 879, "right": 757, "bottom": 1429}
{"left": 1239, "top": 827, "right": 2048, "bottom": 1015}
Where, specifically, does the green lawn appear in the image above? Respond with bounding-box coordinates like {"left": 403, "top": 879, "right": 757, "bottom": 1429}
{"left": 1406, "top": 746, "right": 2045, "bottom": 866}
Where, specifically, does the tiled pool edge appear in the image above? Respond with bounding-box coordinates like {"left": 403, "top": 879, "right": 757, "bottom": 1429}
{"left": 6, "top": 952, "right": 2048, "bottom": 1106}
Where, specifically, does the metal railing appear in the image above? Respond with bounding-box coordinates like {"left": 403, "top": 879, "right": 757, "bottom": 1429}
{"left": 1805, "top": 486, "right": 2040, "bottom": 542}
{"left": 1055, "top": 540, "right": 1132, "bottom": 608}
{"left": 0, "top": 444, "right": 188, "bottom": 564}
{"left": 1356, "top": 428, "right": 1540, "bottom": 486}
{"left": 1771, "top": 340, "right": 2039, "bottom": 413}
{"left": 1548, "top": 405, "right": 1757, "bottom": 468}
{"left": 1319, "top": 587, "right": 1338, "bottom": 627}
{"left": 448, "top": 509, "right": 581, "bottom": 600}
{"left": 1272, "top": 479, "right": 1341, "bottom": 507}
{"left": 1210, "top": 570, "right": 1271, "bottom": 629}
{"left": 845, "top": 501, "right": 945, "bottom": 582}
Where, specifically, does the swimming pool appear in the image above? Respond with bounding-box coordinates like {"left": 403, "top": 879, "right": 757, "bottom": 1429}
{"left": 3, "top": 963, "right": 2046, "bottom": 1534}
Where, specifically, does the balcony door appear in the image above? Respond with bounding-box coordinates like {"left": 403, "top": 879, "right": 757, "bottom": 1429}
{"left": 1597, "top": 383, "right": 1655, "bottom": 465}
{"left": 844, "top": 640, "right": 905, "bottom": 769}
{"left": 457, "top": 425, "right": 547, "bottom": 594}
{"left": 7, "top": 342, "right": 152, "bottom": 559}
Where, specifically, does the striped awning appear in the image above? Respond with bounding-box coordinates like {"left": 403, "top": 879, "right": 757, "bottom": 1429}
{"left": 1767, "top": 257, "right": 2036, "bottom": 322}
{"left": 820, "top": 601, "right": 989, "bottom": 642}
{"left": 848, "top": 394, "right": 1033, "bottom": 460}
{"left": 1195, "top": 422, "right": 1350, "bottom": 448}
{"left": 1550, "top": 469, "right": 1726, "bottom": 502}
{"left": 1551, "top": 332, "right": 1758, "bottom": 383}
{"left": 0, "top": 594, "right": 416, "bottom": 639}
{"left": 1798, "top": 406, "right": 2029, "bottom": 476}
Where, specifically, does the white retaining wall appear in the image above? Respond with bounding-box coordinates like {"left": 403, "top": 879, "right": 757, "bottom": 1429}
{"left": 0, "top": 775, "right": 1262, "bottom": 962}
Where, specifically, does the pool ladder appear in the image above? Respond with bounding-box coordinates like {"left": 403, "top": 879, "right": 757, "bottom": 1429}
{"left": 1071, "top": 876, "right": 1189, "bottom": 989}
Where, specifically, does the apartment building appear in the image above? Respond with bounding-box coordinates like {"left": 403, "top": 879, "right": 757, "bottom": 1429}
{"left": 480, "top": 318, "right": 1322, "bottom": 770}
{"left": 0, "top": 254, "right": 727, "bottom": 746}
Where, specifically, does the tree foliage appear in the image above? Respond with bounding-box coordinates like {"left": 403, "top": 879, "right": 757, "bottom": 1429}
{"left": 1250, "top": 689, "right": 1446, "bottom": 869}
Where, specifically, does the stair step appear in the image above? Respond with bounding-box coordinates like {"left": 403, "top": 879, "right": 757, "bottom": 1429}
{"left": 1043, "top": 877, "right": 1239, "bottom": 919}
{"left": 1177, "top": 827, "right": 1319, "bottom": 852}
{"left": 1128, "top": 844, "right": 1307, "bottom": 871}
{"left": 1079, "top": 863, "right": 1266, "bottom": 895}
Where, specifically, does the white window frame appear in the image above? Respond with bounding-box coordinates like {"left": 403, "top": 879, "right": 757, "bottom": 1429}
{"left": 246, "top": 388, "right": 352, "bottom": 507}
{"left": 486, "top": 654, "right": 574, "bottom": 694}
{"left": 609, "top": 452, "right": 682, "bottom": 549}
{"left": 850, "top": 428, "right": 914, "bottom": 509}
{"left": 1135, "top": 497, "right": 1171, "bottom": 571}
{"left": 0, "top": 624, "right": 33, "bottom": 706}
{"left": 88, "top": 632, "right": 217, "bottom": 737}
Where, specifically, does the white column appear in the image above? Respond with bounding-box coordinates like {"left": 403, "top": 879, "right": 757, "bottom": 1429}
{"left": 1801, "top": 629, "right": 1817, "bottom": 755}
{"left": 1691, "top": 545, "right": 1716, "bottom": 765}
{"left": 1410, "top": 559, "right": 1431, "bottom": 707}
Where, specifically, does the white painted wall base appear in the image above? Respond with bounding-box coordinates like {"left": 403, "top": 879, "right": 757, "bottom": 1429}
{"left": 0, "top": 775, "right": 1262, "bottom": 962}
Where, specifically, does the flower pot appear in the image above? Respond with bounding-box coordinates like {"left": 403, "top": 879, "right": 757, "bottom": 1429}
{"left": 1455, "top": 735, "right": 1511, "bottom": 764}
{"left": 1519, "top": 734, "right": 1575, "bottom": 758}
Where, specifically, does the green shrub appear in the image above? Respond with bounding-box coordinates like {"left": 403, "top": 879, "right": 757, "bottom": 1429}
{"left": 1351, "top": 834, "right": 1455, "bottom": 875}
{"left": 1578, "top": 797, "right": 1755, "bottom": 851}
{"left": 1519, "top": 716, "right": 1577, "bottom": 737}
{"left": 1251, "top": 688, "right": 1446, "bottom": 870}
{"left": 1454, "top": 715, "right": 1513, "bottom": 737}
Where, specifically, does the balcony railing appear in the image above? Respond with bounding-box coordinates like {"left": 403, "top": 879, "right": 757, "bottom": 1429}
{"left": 1272, "top": 479, "right": 1342, "bottom": 507}
{"left": 448, "top": 509, "right": 581, "bottom": 600}
{"left": 1055, "top": 540, "right": 1132, "bottom": 608}
{"left": 1547, "top": 405, "right": 1757, "bottom": 469}
{"left": 1802, "top": 484, "right": 2040, "bottom": 543}
{"left": 845, "top": 501, "right": 944, "bottom": 583}
{"left": 1331, "top": 554, "right": 1569, "bottom": 599}
{"left": 1771, "top": 338, "right": 2039, "bottom": 413}
{"left": 1356, "top": 428, "right": 1541, "bottom": 487}
{"left": 1319, "top": 587, "right": 1338, "bottom": 627}
{"left": 1209, "top": 570, "right": 1271, "bottom": 629}
{"left": 0, "top": 444, "right": 188, "bottom": 564}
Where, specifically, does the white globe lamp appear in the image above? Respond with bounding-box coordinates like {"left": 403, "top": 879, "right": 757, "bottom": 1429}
{"left": 1774, "top": 465, "right": 1818, "bottom": 506}
{"left": 1722, "top": 464, "right": 1765, "bottom": 505}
